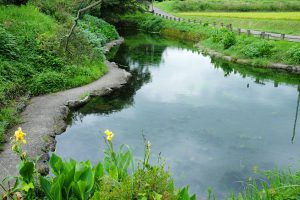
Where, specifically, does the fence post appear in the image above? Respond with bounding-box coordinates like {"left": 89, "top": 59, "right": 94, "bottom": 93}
{"left": 247, "top": 30, "right": 251, "bottom": 36}
{"left": 260, "top": 32, "right": 265, "bottom": 39}
{"left": 213, "top": 22, "right": 216, "bottom": 26}
{"left": 188, "top": 19, "right": 191, "bottom": 23}
{"left": 281, "top": 34, "right": 285, "bottom": 40}
{"left": 238, "top": 28, "right": 241, "bottom": 35}
{"left": 166, "top": 16, "right": 168, "bottom": 20}
{"left": 267, "top": 34, "right": 270, "bottom": 40}
{"left": 221, "top": 22, "right": 224, "bottom": 27}
{"left": 229, "top": 24, "right": 232, "bottom": 31}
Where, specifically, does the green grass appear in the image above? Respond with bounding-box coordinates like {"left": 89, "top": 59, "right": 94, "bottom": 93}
{"left": 154, "top": 0, "right": 300, "bottom": 12}
{"left": 227, "top": 168, "right": 300, "bottom": 200}
{"left": 0, "top": 4, "right": 119, "bottom": 147}
{"left": 155, "top": 1, "right": 300, "bottom": 35}
{"left": 171, "top": 12, "right": 300, "bottom": 35}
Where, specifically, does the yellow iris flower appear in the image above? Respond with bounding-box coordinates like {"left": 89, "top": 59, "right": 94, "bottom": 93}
{"left": 105, "top": 129, "right": 114, "bottom": 141}
{"left": 15, "top": 127, "right": 26, "bottom": 144}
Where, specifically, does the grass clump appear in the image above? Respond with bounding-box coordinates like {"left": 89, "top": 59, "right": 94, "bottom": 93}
{"left": 0, "top": 4, "right": 119, "bottom": 146}
{"left": 228, "top": 168, "right": 300, "bottom": 200}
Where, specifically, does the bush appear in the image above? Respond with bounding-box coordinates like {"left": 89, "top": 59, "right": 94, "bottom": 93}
{"left": 287, "top": 46, "right": 300, "bottom": 64}
{"left": 79, "top": 15, "right": 119, "bottom": 53}
{"left": 30, "top": 71, "right": 67, "bottom": 95}
{"left": 211, "top": 28, "right": 236, "bottom": 49}
{"left": 0, "top": 25, "right": 19, "bottom": 59}
{"left": 242, "top": 41, "right": 274, "bottom": 58}
{"left": 223, "top": 31, "right": 236, "bottom": 49}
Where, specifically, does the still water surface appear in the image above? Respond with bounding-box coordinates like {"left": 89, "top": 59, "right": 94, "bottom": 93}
{"left": 56, "top": 33, "right": 300, "bottom": 198}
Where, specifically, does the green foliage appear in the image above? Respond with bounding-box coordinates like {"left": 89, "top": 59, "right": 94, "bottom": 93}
{"left": 287, "top": 46, "right": 300, "bottom": 64}
{"left": 242, "top": 41, "right": 274, "bottom": 58}
{"left": 104, "top": 143, "right": 134, "bottom": 181}
{"left": 0, "top": 4, "right": 120, "bottom": 145}
{"left": 228, "top": 168, "right": 300, "bottom": 200}
{"left": 40, "top": 153, "right": 104, "bottom": 200}
{"left": 30, "top": 71, "right": 67, "bottom": 95}
{"left": 79, "top": 15, "right": 119, "bottom": 53}
{"left": 0, "top": 25, "right": 18, "bottom": 59}
{"left": 211, "top": 28, "right": 236, "bottom": 49}
{"left": 140, "top": 15, "right": 164, "bottom": 33}
{"left": 223, "top": 31, "right": 236, "bottom": 49}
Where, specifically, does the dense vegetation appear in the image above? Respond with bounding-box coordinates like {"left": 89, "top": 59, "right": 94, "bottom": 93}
{"left": 122, "top": 13, "right": 300, "bottom": 66}
{"left": 0, "top": 2, "right": 119, "bottom": 146}
{"left": 155, "top": 0, "right": 300, "bottom": 12}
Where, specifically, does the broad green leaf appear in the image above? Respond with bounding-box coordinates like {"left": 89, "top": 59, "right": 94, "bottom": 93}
{"left": 21, "top": 182, "right": 34, "bottom": 192}
{"left": 50, "top": 153, "right": 63, "bottom": 176}
{"left": 50, "top": 175, "right": 64, "bottom": 200}
{"left": 40, "top": 176, "right": 54, "bottom": 200}
{"left": 93, "top": 162, "right": 104, "bottom": 181}
{"left": 19, "top": 161, "right": 34, "bottom": 182}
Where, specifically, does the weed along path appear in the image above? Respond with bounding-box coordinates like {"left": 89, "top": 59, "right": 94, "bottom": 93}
{"left": 0, "top": 39, "right": 131, "bottom": 181}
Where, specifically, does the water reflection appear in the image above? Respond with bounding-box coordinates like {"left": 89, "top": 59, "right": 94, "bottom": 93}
{"left": 57, "top": 33, "right": 300, "bottom": 198}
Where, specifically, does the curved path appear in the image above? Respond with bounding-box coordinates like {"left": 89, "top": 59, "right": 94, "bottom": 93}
{"left": 0, "top": 41, "right": 131, "bottom": 181}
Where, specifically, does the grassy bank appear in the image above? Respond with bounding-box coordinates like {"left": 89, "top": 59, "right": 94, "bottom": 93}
{"left": 154, "top": 1, "right": 300, "bottom": 36}
{"left": 121, "top": 13, "right": 300, "bottom": 67}
{"left": 154, "top": 0, "right": 300, "bottom": 12}
{"left": 0, "top": 4, "right": 119, "bottom": 146}
{"left": 174, "top": 12, "right": 300, "bottom": 36}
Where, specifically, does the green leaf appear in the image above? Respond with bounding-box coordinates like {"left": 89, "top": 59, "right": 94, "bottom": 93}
{"left": 72, "top": 181, "right": 86, "bottom": 200}
{"left": 50, "top": 153, "right": 63, "bottom": 176}
{"left": 93, "top": 162, "right": 104, "bottom": 182}
{"left": 19, "top": 161, "right": 34, "bottom": 182}
{"left": 40, "top": 176, "right": 54, "bottom": 200}
{"left": 178, "top": 187, "right": 190, "bottom": 200}
{"left": 50, "top": 175, "right": 64, "bottom": 200}
{"left": 108, "top": 165, "right": 118, "bottom": 180}
{"left": 21, "top": 182, "right": 34, "bottom": 192}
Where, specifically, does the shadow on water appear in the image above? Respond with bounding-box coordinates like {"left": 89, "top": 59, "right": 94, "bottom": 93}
{"left": 62, "top": 32, "right": 300, "bottom": 198}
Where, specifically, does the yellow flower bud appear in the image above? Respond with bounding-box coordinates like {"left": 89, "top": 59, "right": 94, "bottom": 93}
{"left": 11, "top": 144, "right": 17, "bottom": 152}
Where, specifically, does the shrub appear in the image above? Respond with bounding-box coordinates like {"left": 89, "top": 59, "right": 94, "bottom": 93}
{"left": 211, "top": 28, "right": 236, "bottom": 49}
{"left": 287, "top": 46, "right": 300, "bottom": 64}
{"left": 30, "top": 71, "right": 67, "bottom": 95}
{"left": 0, "top": 25, "right": 19, "bottom": 59}
{"left": 242, "top": 41, "right": 274, "bottom": 58}
{"left": 140, "top": 15, "right": 164, "bottom": 33}
{"left": 223, "top": 31, "right": 236, "bottom": 49}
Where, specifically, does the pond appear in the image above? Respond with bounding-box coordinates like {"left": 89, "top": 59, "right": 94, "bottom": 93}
{"left": 56, "top": 33, "right": 300, "bottom": 198}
